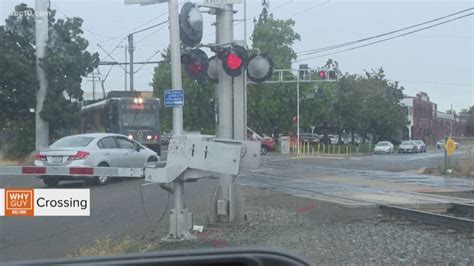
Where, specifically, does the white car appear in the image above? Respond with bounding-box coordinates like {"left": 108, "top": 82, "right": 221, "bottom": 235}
{"left": 374, "top": 141, "right": 394, "bottom": 154}
{"left": 34, "top": 133, "right": 159, "bottom": 187}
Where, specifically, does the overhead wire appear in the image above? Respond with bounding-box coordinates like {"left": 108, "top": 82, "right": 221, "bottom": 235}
{"left": 296, "top": 7, "right": 474, "bottom": 56}
{"left": 294, "top": 12, "right": 474, "bottom": 62}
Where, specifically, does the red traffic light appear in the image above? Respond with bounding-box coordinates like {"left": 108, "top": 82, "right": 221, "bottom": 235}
{"left": 226, "top": 53, "right": 243, "bottom": 70}
{"left": 181, "top": 48, "right": 209, "bottom": 81}
{"left": 318, "top": 70, "right": 326, "bottom": 79}
{"left": 222, "top": 45, "right": 248, "bottom": 77}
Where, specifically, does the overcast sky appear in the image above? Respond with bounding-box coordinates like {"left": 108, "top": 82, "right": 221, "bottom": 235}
{"left": 1, "top": 0, "right": 473, "bottom": 112}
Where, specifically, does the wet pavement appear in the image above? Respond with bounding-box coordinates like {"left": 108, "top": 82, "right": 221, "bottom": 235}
{"left": 238, "top": 147, "right": 474, "bottom": 207}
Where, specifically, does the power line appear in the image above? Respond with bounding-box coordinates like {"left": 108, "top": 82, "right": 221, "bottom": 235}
{"left": 296, "top": 7, "right": 473, "bottom": 56}
{"left": 135, "top": 24, "right": 169, "bottom": 44}
{"left": 294, "top": 12, "right": 474, "bottom": 62}
{"left": 393, "top": 80, "right": 474, "bottom": 87}
{"left": 286, "top": 0, "right": 330, "bottom": 18}
{"left": 97, "top": 44, "right": 128, "bottom": 72}
{"left": 134, "top": 50, "right": 163, "bottom": 73}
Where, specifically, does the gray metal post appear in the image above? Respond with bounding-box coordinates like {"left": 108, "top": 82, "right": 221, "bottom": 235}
{"left": 233, "top": 75, "right": 245, "bottom": 140}
{"left": 444, "top": 136, "right": 448, "bottom": 172}
{"left": 128, "top": 34, "right": 134, "bottom": 91}
{"left": 164, "top": 0, "right": 193, "bottom": 241}
{"left": 296, "top": 77, "right": 300, "bottom": 154}
{"left": 216, "top": 4, "right": 233, "bottom": 139}
{"left": 209, "top": 4, "right": 245, "bottom": 224}
{"left": 92, "top": 71, "right": 96, "bottom": 100}
{"left": 35, "top": 0, "right": 49, "bottom": 150}
{"left": 124, "top": 44, "right": 128, "bottom": 91}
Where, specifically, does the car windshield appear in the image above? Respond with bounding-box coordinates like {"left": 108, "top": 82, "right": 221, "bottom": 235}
{"left": 2, "top": 1, "right": 474, "bottom": 265}
{"left": 50, "top": 136, "right": 94, "bottom": 147}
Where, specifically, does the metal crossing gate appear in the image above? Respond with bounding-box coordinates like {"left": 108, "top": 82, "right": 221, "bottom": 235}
{"left": 0, "top": 166, "right": 145, "bottom": 178}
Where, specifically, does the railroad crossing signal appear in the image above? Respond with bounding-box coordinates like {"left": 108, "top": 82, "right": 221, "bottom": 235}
{"left": 444, "top": 137, "right": 456, "bottom": 156}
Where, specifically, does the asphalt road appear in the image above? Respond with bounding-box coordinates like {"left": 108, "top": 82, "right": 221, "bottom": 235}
{"left": 266, "top": 146, "right": 472, "bottom": 172}
{"left": 0, "top": 147, "right": 472, "bottom": 262}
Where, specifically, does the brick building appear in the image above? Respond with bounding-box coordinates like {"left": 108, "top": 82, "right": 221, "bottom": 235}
{"left": 400, "top": 92, "right": 467, "bottom": 144}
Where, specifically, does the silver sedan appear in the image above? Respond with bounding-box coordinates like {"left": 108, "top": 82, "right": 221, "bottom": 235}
{"left": 34, "top": 133, "right": 159, "bottom": 187}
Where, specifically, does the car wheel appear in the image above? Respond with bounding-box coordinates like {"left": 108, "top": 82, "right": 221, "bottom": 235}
{"left": 95, "top": 162, "right": 109, "bottom": 186}
{"left": 260, "top": 145, "right": 268, "bottom": 155}
{"left": 43, "top": 177, "right": 60, "bottom": 187}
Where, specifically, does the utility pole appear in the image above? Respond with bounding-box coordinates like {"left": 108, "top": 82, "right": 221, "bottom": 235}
{"left": 91, "top": 71, "right": 96, "bottom": 100}
{"left": 209, "top": 3, "right": 245, "bottom": 224}
{"left": 124, "top": 44, "right": 128, "bottom": 91}
{"left": 35, "top": 0, "right": 49, "bottom": 150}
{"left": 296, "top": 75, "right": 300, "bottom": 154}
{"left": 128, "top": 34, "right": 134, "bottom": 91}
{"left": 167, "top": 0, "right": 190, "bottom": 240}
{"left": 450, "top": 104, "right": 453, "bottom": 136}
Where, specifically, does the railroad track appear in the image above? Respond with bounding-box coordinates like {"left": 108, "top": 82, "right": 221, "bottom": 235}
{"left": 379, "top": 203, "right": 474, "bottom": 232}
{"left": 242, "top": 170, "right": 474, "bottom": 232}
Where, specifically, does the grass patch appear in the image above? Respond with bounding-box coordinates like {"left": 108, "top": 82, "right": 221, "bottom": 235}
{"left": 0, "top": 153, "right": 34, "bottom": 165}
{"left": 455, "top": 151, "right": 474, "bottom": 177}
{"left": 69, "top": 236, "right": 144, "bottom": 258}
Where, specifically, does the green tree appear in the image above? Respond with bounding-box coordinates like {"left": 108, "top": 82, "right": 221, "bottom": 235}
{"left": 151, "top": 49, "right": 215, "bottom": 134}
{"left": 247, "top": 1, "right": 301, "bottom": 135}
{"left": 1, "top": 4, "right": 99, "bottom": 158}
{"left": 361, "top": 68, "right": 406, "bottom": 143}
{"left": 461, "top": 106, "right": 474, "bottom": 136}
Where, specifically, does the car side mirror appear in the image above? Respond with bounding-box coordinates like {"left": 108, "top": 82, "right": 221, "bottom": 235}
{"left": 136, "top": 145, "right": 141, "bottom": 152}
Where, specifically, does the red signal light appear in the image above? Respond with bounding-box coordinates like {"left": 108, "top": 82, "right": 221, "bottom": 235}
{"left": 181, "top": 48, "right": 209, "bottom": 81}
{"left": 187, "top": 62, "right": 204, "bottom": 74}
{"left": 226, "top": 53, "right": 243, "bottom": 70}
{"left": 222, "top": 45, "right": 248, "bottom": 77}
{"left": 318, "top": 70, "right": 326, "bottom": 79}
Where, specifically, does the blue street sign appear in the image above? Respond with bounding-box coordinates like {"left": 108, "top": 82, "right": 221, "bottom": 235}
{"left": 164, "top": 89, "right": 184, "bottom": 107}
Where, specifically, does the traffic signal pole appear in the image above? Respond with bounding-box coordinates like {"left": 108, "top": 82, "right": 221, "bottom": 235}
{"left": 209, "top": 3, "right": 245, "bottom": 224}
{"left": 35, "top": 0, "right": 49, "bottom": 150}
{"left": 164, "top": 0, "right": 193, "bottom": 240}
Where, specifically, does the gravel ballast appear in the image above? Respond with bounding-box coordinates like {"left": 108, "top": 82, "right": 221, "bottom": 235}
{"left": 139, "top": 185, "right": 474, "bottom": 265}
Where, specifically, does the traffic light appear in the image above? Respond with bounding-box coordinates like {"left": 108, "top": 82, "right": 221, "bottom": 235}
{"left": 179, "top": 2, "right": 203, "bottom": 47}
{"left": 220, "top": 45, "right": 248, "bottom": 77}
{"left": 181, "top": 48, "right": 209, "bottom": 81}
{"left": 299, "top": 64, "right": 309, "bottom": 81}
{"left": 317, "top": 70, "right": 327, "bottom": 79}
{"left": 328, "top": 70, "right": 337, "bottom": 80}
{"left": 247, "top": 53, "right": 273, "bottom": 83}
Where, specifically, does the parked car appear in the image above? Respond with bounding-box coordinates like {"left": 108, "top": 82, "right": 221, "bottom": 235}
{"left": 398, "top": 141, "right": 418, "bottom": 153}
{"left": 436, "top": 139, "right": 459, "bottom": 149}
{"left": 247, "top": 128, "right": 277, "bottom": 155}
{"left": 34, "top": 133, "right": 160, "bottom": 187}
{"left": 299, "top": 133, "right": 320, "bottom": 144}
{"left": 413, "top": 140, "right": 426, "bottom": 153}
{"left": 374, "top": 141, "right": 394, "bottom": 154}
{"left": 329, "top": 135, "right": 339, "bottom": 145}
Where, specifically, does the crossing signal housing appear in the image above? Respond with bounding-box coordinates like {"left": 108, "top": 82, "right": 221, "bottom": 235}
{"left": 221, "top": 45, "right": 249, "bottom": 77}
{"left": 179, "top": 2, "right": 203, "bottom": 47}
{"left": 181, "top": 48, "right": 209, "bottom": 81}
{"left": 247, "top": 53, "right": 274, "bottom": 83}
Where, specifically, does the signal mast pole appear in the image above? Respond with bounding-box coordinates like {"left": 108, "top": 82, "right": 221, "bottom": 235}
{"left": 209, "top": 3, "right": 245, "bottom": 224}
